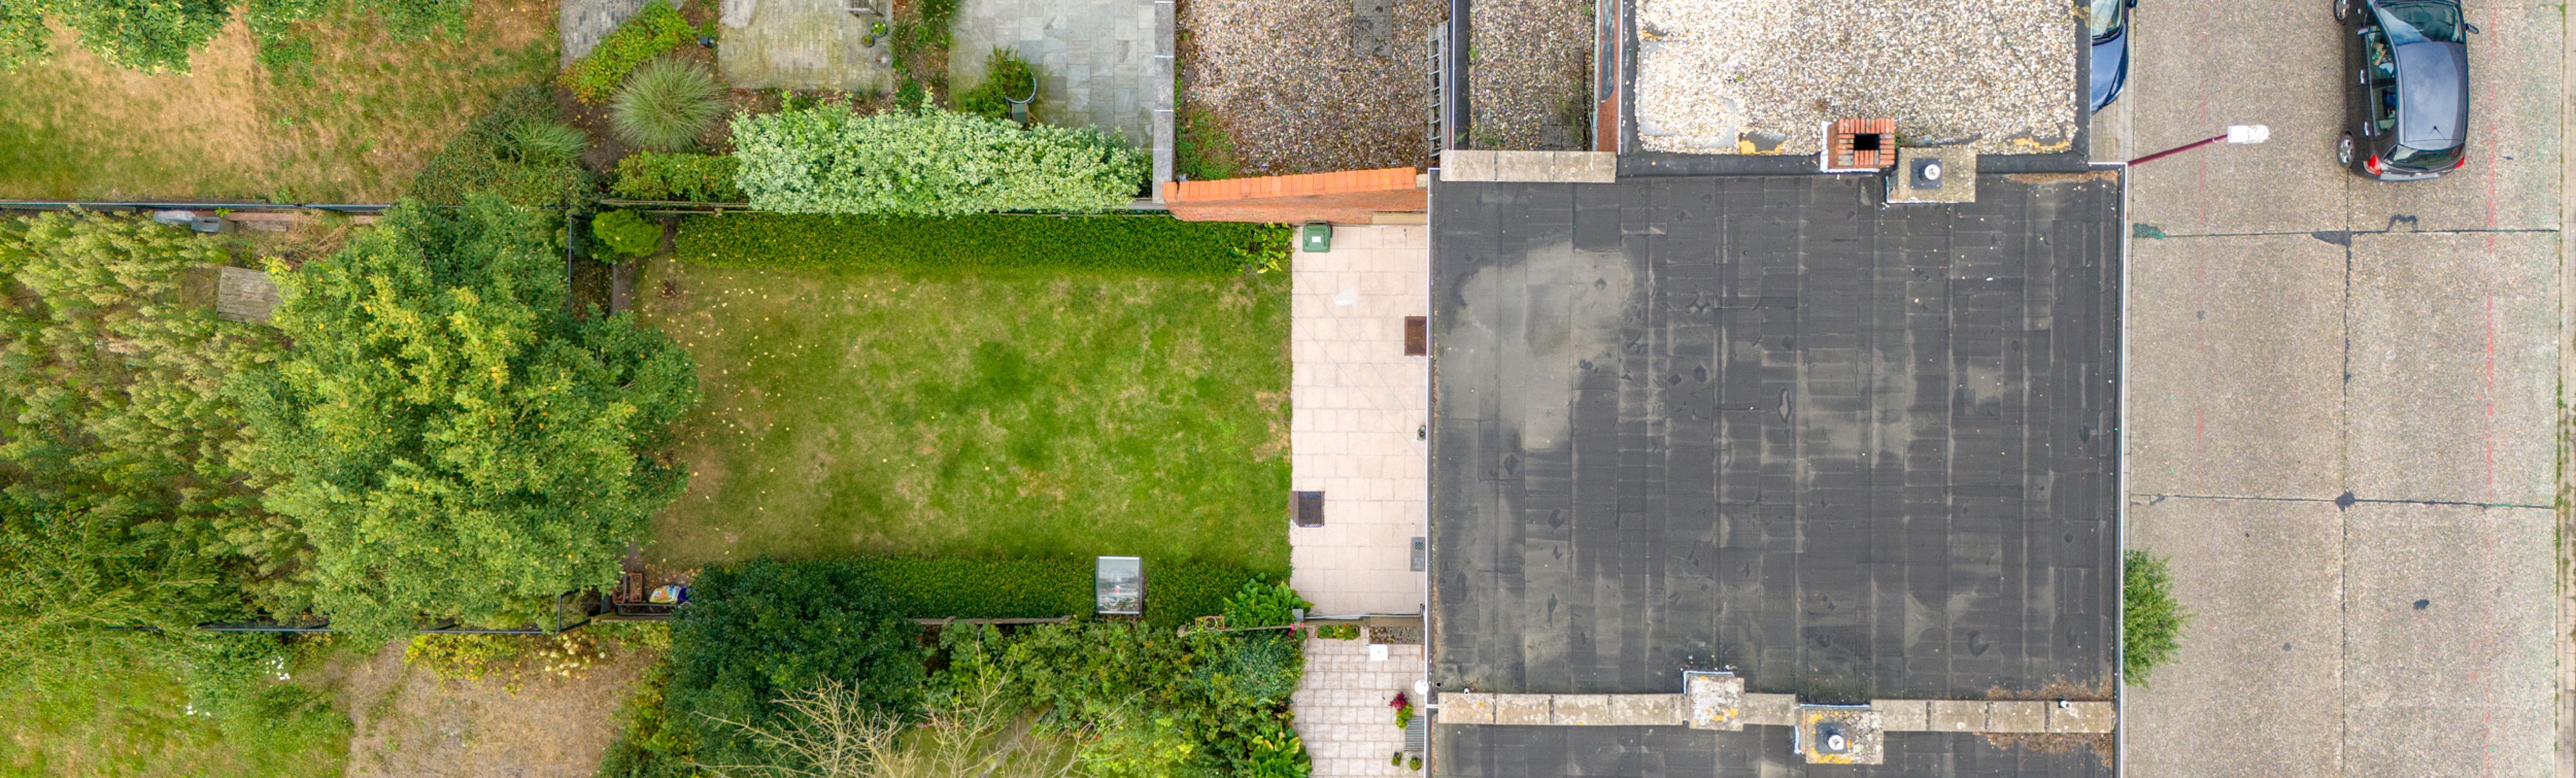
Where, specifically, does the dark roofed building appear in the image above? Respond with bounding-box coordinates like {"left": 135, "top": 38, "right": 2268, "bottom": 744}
{"left": 1426, "top": 173, "right": 2122, "bottom": 776}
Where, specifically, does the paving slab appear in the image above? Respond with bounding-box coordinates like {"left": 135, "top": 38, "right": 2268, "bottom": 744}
{"left": 1294, "top": 637, "right": 1424, "bottom": 777}
{"left": 2341, "top": 0, "right": 2564, "bottom": 233}
{"left": 2345, "top": 230, "right": 2558, "bottom": 507}
{"left": 2045, "top": 701, "right": 2116, "bottom": 734}
{"left": 2124, "top": 0, "right": 2347, "bottom": 235}
{"left": 1740, "top": 692, "right": 1798, "bottom": 727}
{"left": 717, "top": 0, "right": 897, "bottom": 91}
{"left": 1441, "top": 692, "right": 1496, "bottom": 724}
{"left": 2123, "top": 496, "right": 2345, "bottom": 777}
{"left": 1871, "top": 699, "right": 1929, "bottom": 732}
{"left": 1290, "top": 226, "right": 1431, "bottom": 616}
{"left": 2342, "top": 503, "right": 2554, "bottom": 777}
{"left": 1925, "top": 700, "right": 1985, "bottom": 733}
{"left": 1491, "top": 694, "right": 1550, "bottom": 725}
{"left": 1983, "top": 701, "right": 2046, "bottom": 734}
{"left": 2125, "top": 233, "right": 2347, "bottom": 499}
{"left": 952, "top": 0, "right": 1165, "bottom": 149}
{"left": 1604, "top": 694, "right": 1686, "bottom": 725}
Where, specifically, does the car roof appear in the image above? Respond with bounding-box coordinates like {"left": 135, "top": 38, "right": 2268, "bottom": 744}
{"left": 2391, "top": 40, "right": 2468, "bottom": 148}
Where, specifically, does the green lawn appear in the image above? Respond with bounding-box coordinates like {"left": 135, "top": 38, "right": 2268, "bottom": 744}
{"left": 637, "top": 259, "right": 1292, "bottom": 575}
{"left": 0, "top": 655, "right": 349, "bottom": 777}
{"left": 0, "top": 2, "right": 555, "bottom": 201}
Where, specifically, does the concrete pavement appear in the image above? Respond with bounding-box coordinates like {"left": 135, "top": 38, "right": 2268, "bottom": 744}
{"left": 2110, "top": 0, "right": 2563, "bottom": 773}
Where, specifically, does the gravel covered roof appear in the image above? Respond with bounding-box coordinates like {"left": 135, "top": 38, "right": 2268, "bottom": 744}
{"left": 1631, "top": 0, "right": 2081, "bottom": 155}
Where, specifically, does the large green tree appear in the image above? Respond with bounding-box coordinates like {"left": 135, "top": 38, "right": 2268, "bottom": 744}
{"left": 0, "top": 0, "right": 241, "bottom": 73}
{"left": 237, "top": 196, "right": 698, "bottom": 639}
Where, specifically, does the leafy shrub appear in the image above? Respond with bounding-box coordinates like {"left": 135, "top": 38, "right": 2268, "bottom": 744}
{"left": 1147, "top": 561, "right": 1275, "bottom": 630}
{"left": 955, "top": 47, "right": 1037, "bottom": 122}
{"left": 561, "top": 0, "right": 704, "bottom": 102}
{"left": 730, "top": 105, "right": 1147, "bottom": 216}
{"left": 591, "top": 210, "right": 664, "bottom": 259}
{"left": 403, "top": 633, "right": 526, "bottom": 679}
{"left": 1220, "top": 581, "right": 1308, "bottom": 629}
{"left": 409, "top": 87, "right": 595, "bottom": 207}
{"left": 1202, "top": 634, "right": 1301, "bottom": 706}
{"left": 509, "top": 119, "right": 591, "bottom": 165}
{"left": 2123, "top": 549, "right": 2188, "bottom": 686}
{"left": 665, "top": 558, "right": 927, "bottom": 768}
{"left": 844, "top": 558, "right": 1093, "bottom": 619}
{"left": 611, "top": 152, "right": 743, "bottom": 202}
{"left": 1312, "top": 623, "right": 1360, "bottom": 641}
{"left": 676, "top": 213, "right": 1285, "bottom": 279}
{"left": 611, "top": 58, "right": 725, "bottom": 153}
{"left": 0, "top": 0, "right": 236, "bottom": 73}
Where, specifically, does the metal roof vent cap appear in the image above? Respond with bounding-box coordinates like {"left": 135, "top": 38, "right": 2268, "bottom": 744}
{"left": 1816, "top": 722, "right": 1850, "bottom": 754}
{"left": 1911, "top": 158, "right": 1944, "bottom": 189}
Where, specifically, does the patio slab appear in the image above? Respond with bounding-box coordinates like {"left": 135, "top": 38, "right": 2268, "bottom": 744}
{"left": 1289, "top": 225, "right": 1430, "bottom": 617}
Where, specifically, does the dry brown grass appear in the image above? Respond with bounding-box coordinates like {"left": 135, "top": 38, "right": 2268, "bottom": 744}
{"left": 0, "top": 2, "right": 556, "bottom": 201}
{"left": 318, "top": 638, "right": 660, "bottom": 778}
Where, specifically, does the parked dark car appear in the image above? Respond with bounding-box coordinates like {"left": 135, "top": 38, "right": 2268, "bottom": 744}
{"left": 2337, "top": 0, "right": 2472, "bottom": 180}
{"left": 2089, "top": 0, "right": 2133, "bottom": 112}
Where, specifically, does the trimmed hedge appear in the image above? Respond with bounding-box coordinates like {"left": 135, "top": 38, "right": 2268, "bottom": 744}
{"left": 674, "top": 213, "right": 1286, "bottom": 278}
{"left": 560, "top": 0, "right": 705, "bottom": 102}
{"left": 611, "top": 152, "right": 742, "bottom": 202}
{"left": 710, "top": 557, "right": 1270, "bottom": 628}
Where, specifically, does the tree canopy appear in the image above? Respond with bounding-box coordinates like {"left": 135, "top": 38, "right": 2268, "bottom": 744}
{"left": 237, "top": 196, "right": 699, "bottom": 638}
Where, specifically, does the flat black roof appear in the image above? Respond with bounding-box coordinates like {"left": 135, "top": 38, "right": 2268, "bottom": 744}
{"left": 1426, "top": 173, "right": 2121, "bottom": 775}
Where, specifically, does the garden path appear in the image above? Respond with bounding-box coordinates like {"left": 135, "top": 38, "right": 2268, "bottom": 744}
{"left": 716, "top": 0, "right": 897, "bottom": 91}
{"left": 1294, "top": 635, "right": 1425, "bottom": 777}
{"left": 1288, "top": 224, "right": 1428, "bottom": 617}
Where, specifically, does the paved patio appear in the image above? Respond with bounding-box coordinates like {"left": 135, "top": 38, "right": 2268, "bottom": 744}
{"left": 716, "top": 0, "right": 896, "bottom": 91}
{"left": 1289, "top": 224, "right": 1430, "bottom": 617}
{"left": 1294, "top": 635, "right": 1424, "bottom": 778}
{"left": 951, "top": 0, "right": 1173, "bottom": 187}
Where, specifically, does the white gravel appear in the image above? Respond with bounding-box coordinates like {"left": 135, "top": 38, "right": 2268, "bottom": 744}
{"left": 1634, "top": 0, "right": 2079, "bottom": 155}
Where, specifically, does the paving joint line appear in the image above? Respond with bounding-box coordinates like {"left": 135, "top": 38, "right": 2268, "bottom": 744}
{"left": 2131, "top": 492, "right": 2550, "bottom": 512}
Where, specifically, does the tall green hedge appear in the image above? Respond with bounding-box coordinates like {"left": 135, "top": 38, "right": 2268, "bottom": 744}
{"left": 674, "top": 213, "right": 1284, "bottom": 277}
{"left": 560, "top": 0, "right": 705, "bottom": 102}
{"left": 703, "top": 557, "right": 1270, "bottom": 628}
{"left": 729, "top": 105, "right": 1147, "bottom": 216}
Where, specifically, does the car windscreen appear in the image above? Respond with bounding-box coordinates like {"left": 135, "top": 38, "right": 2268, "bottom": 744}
{"left": 2088, "top": 0, "right": 2123, "bottom": 38}
{"left": 2378, "top": 1, "right": 2468, "bottom": 44}
{"left": 2389, "top": 143, "right": 2463, "bottom": 169}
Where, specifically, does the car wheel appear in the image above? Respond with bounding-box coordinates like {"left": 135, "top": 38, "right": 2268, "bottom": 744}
{"left": 2334, "top": 0, "right": 2349, "bottom": 19}
{"left": 2337, "top": 134, "right": 2355, "bottom": 167}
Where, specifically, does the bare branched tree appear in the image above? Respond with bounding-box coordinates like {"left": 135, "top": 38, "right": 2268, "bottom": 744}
{"left": 702, "top": 674, "right": 1081, "bottom": 778}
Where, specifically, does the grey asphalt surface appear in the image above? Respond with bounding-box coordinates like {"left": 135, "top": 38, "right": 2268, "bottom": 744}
{"left": 2109, "top": 0, "right": 2563, "bottom": 773}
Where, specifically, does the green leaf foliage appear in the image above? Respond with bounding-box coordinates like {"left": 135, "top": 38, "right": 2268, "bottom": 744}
{"left": 561, "top": 0, "right": 702, "bottom": 102}
{"left": 954, "top": 47, "right": 1037, "bottom": 122}
{"left": 610, "top": 152, "right": 742, "bottom": 202}
{"left": 236, "top": 196, "right": 700, "bottom": 640}
{"left": 674, "top": 213, "right": 1286, "bottom": 278}
{"left": 245, "top": 0, "right": 467, "bottom": 71}
{"left": 609, "top": 58, "right": 724, "bottom": 153}
{"left": 0, "top": 211, "right": 301, "bottom": 609}
{"left": 1005, "top": 620, "right": 1308, "bottom": 777}
{"left": 410, "top": 87, "right": 597, "bottom": 208}
{"left": 2123, "top": 549, "right": 2188, "bottom": 687}
{"left": 0, "top": 0, "right": 239, "bottom": 73}
{"left": 1146, "top": 560, "right": 1275, "bottom": 630}
{"left": 1219, "top": 580, "right": 1309, "bottom": 629}
{"left": 729, "top": 105, "right": 1148, "bottom": 216}
{"left": 509, "top": 119, "right": 592, "bottom": 166}
{"left": 590, "top": 210, "right": 663, "bottom": 260}
{"left": 664, "top": 558, "right": 927, "bottom": 768}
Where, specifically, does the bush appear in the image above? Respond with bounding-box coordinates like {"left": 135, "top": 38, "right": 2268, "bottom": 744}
{"left": 611, "top": 152, "right": 743, "bottom": 202}
{"left": 675, "top": 213, "right": 1285, "bottom": 279}
{"left": 0, "top": 0, "right": 236, "bottom": 73}
{"left": 591, "top": 210, "right": 663, "bottom": 259}
{"left": 1145, "top": 561, "right": 1274, "bottom": 630}
{"left": 509, "top": 119, "right": 591, "bottom": 165}
{"left": 729, "top": 105, "right": 1147, "bottom": 216}
{"left": 844, "top": 558, "right": 1093, "bottom": 619}
{"left": 409, "top": 87, "right": 595, "bottom": 207}
{"left": 955, "top": 47, "right": 1037, "bottom": 122}
{"left": 560, "top": 0, "right": 704, "bottom": 102}
{"left": 665, "top": 558, "right": 927, "bottom": 768}
{"left": 611, "top": 58, "right": 725, "bottom": 153}
{"left": 2123, "top": 550, "right": 2188, "bottom": 687}
{"left": 1220, "top": 581, "right": 1308, "bottom": 629}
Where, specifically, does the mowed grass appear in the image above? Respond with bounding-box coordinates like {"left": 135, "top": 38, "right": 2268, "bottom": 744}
{"left": 0, "top": 661, "right": 349, "bottom": 776}
{"left": 637, "top": 259, "right": 1292, "bottom": 575}
{"left": 0, "top": 1, "right": 555, "bottom": 201}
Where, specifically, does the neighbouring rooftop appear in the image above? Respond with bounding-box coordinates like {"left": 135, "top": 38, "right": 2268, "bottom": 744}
{"left": 1631, "top": 0, "right": 2079, "bottom": 156}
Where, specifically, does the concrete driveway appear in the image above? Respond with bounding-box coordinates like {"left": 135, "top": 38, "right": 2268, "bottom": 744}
{"left": 2103, "top": 0, "right": 2565, "bottom": 774}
